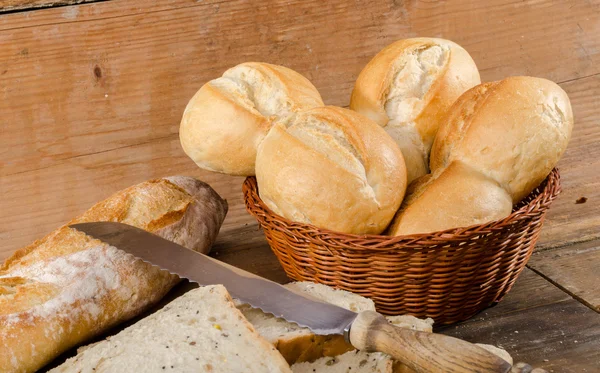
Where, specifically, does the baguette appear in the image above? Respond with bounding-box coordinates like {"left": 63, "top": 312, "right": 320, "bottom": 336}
{"left": 0, "top": 177, "right": 227, "bottom": 373}
{"left": 50, "top": 285, "right": 292, "bottom": 373}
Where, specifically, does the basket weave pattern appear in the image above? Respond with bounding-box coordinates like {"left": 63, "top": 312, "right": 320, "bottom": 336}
{"left": 243, "top": 169, "right": 561, "bottom": 324}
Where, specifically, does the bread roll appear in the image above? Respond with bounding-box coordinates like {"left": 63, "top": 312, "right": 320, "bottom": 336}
{"left": 388, "top": 161, "right": 512, "bottom": 235}
{"left": 180, "top": 62, "right": 324, "bottom": 176}
{"left": 0, "top": 177, "right": 227, "bottom": 373}
{"left": 350, "top": 38, "right": 480, "bottom": 184}
{"left": 255, "top": 106, "right": 407, "bottom": 235}
{"left": 430, "top": 76, "right": 574, "bottom": 203}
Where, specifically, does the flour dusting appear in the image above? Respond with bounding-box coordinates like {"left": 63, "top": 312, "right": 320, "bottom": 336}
{"left": 0, "top": 245, "right": 123, "bottom": 329}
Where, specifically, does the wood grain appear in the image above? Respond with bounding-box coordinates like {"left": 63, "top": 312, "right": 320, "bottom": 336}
{"left": 440, "top": 269, "right": 600, "bottom": 372}
{"left": 0, "top": 0, "right": 99, "bottom": 13}
{"left": 529, "top": 239, "right": 600, "bottom": 312}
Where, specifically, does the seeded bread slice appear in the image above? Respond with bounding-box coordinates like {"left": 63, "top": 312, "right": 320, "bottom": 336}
{"left": 292, "top": 350, "right": 393, "bottom": 373}
{"left": 50, "top": 285, "right": 292, "bottom": 373}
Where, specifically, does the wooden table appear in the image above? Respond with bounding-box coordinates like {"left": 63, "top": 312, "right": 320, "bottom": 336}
{"left": 1, "top": 1, "right": 598, "bottom": 372}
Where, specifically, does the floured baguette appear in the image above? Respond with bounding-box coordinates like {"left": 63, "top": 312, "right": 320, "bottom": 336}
{"left": 0, "top": 177, "right": 227, "bottom": 373}
{"left": 50, "top": 285, "right": 292, "bottom": 373}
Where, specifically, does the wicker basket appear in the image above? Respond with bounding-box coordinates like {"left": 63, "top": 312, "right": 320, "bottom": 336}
{"left": 243, "top": 169, "right": 561, "bottom": 324}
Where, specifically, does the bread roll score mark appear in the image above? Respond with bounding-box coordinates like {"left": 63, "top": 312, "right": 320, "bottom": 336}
{"left": 384, "top": 44, "right": 449, "bottom": 126}
{"left": 284, "top": 111, "right": 374, "bottom": 200}
{"left": 210, "top": 65, "right": 294, "bottom": 121}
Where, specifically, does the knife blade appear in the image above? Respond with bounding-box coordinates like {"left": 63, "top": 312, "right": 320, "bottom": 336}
{"left": 71, "top": 221, "right": 512, "bottom": 373}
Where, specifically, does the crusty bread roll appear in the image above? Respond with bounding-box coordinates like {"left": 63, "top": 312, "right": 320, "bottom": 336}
{"left": 389, "top": 76, "right": 573, "bottom": 236}
{"left": 388, "top": 161, "right": 513, "bottom": 235}
{"left": 0, "top": 177, "right": 227, "bottom": 373}
{"left": 255, "top": 106, "right": 407, "bottom": 235}
{"left": 350, "top": 38, "right": 480, "bottom": 184}
{"left": 180, "top": 62, "right": 324, "bottom": 176}
{"left": 430, "top": 76, "right": 573, "bottom": 203}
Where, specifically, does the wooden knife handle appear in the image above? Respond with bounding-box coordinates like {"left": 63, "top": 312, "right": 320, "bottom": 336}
{"left": 348, "top": 311, "right": 512, "bottom": 373}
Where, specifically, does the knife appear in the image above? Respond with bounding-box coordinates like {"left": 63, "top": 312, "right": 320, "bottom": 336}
{"left": 71, "top": 221, "right": 512, "bottom": 373}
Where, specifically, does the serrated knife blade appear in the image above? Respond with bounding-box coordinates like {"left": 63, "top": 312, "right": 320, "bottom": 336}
{"left": 70, "top": 221, "right": 514, "bottom": 373}
{"left": 70, "top": 221, "right": 357, "bottom": 336}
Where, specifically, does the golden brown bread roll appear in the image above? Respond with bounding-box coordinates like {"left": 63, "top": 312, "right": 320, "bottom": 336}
{"left": 390, "top": 76, "right": 573, "bottom": 236}
{"left": 180, "top": 62, "right": 324, "bottom": 176}
{"left": 350, "top": 38, "right": 480, "bottom": 184}
{"left": 388, "top": 161, "right": 512, "bottom": 235}
{"left": 255, "top": 106, "right": 407, "bottom": 235}
{"left": 430, "top": 76, "right": 573, "bottom": 203}
{"left": 0, "top": 177, "right": 227, "bottom": 373}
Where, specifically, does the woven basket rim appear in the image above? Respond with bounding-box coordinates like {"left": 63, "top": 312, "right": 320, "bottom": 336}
{"left": 243, "top": 168, "right": 561, "bottom": 250}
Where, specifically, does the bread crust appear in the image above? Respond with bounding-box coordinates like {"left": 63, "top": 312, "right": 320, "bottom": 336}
{"left": 0, "top": 177, "right": 227, "bottom": 373}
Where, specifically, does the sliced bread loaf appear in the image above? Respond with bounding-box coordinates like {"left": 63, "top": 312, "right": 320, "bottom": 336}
{"left": 235, "top": 281, "right": 376, "bottom": 364}
{"left": 50, "top": 285, "right": 292, "bottom": 373}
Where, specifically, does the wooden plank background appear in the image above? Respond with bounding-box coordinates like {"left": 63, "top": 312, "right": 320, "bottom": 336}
{"left": 1, "top": 0, "right": 599, "bottom": 259}
{"left": 1, "top": 0, "right": 599, "bottom": 371}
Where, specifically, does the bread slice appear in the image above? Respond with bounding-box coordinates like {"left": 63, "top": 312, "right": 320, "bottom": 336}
{"left": 235, "top": 282, "right": 376, "bottom": 364}
{"left": 50, "top": 285, "right": 292, "bottom": 373}
{"left": 292, "top": 350, "right": 393, "bottom": 373}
